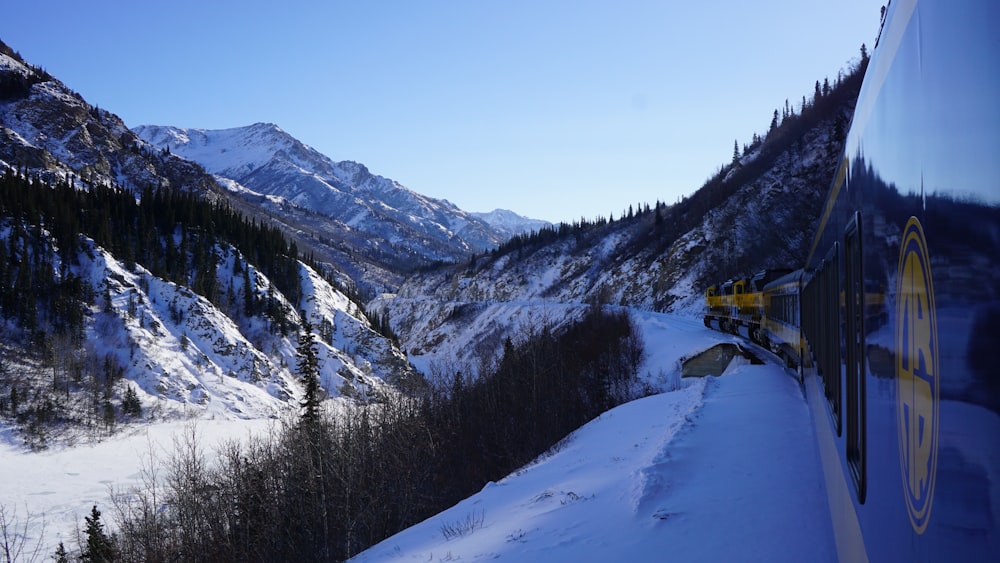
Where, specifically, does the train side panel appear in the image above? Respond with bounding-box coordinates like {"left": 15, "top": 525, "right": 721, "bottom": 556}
{"left": 801, "top": 0, "right": 1000, "bottom": 560}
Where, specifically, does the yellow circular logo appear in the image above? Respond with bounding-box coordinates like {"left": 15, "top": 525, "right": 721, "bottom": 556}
{"left": 895, "top": 217, "right": 939, "bottom": 534}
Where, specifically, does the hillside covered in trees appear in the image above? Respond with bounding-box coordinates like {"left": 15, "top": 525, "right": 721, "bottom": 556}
{"left": 0, "top": 167, "right": 414, "bottom": 448}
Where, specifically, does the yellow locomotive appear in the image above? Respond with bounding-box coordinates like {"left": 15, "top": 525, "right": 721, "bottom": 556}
{"left": 704, "top": 269, "right": 800, "bottom": 369}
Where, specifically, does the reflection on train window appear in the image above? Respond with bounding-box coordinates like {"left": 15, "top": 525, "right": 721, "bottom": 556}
{"left": 803, "top": 243, "right": 841, "bottom": 436}
{"left": 844, "top": 212, "right": 867, "bottom": 503}
{"left": 824, "top": 243, "right": 841, "bottom": 434}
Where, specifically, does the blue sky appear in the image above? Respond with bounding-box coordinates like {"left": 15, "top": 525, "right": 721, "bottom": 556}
{"left": 2, "top": 0, "right": 880, "bottom": 223}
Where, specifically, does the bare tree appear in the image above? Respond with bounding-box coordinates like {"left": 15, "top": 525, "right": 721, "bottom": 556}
{"left": 0, "top": 503, "right": 45, "bottom": 563}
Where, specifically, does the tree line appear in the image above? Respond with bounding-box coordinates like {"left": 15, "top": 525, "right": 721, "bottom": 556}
{"left": 0, "top": 168, "right": 303, "bottom": 339}
{"left": 0, "top": 168, "right": 305, "bottom": 446}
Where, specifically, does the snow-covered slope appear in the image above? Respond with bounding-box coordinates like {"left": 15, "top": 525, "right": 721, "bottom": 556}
{"left": 133, "top": 123, "right": 525, "bottom": 259}
{"left": 352, "top": 359, "right": 835, "bottom": 562}
{"left": 42, "top": 235, "right": 409, "bottom": 423}
{"left": 0, "top": 202, "right": 415, "bottom": 452}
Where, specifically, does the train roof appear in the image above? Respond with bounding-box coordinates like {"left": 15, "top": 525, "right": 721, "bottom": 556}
{"left": 761, "top": 268, "right": 802, "bottom": 292}
{"left": 750, "top": 269, "right": 794, "bottom": 292}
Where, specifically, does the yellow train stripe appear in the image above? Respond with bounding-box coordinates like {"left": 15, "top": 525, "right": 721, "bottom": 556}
{"left": 806, "top": 371, "right": 869, "bottom": 562}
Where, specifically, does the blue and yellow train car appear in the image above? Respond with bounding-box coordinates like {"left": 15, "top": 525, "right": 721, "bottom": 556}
{"left": 703, "top": 0, "right": 999, "bottom": 559}
{"left": 760, "top": 269, "right": 802, "bottom": 373}
{"left": 799, "top": 0, "right": 999, "bottom": 559}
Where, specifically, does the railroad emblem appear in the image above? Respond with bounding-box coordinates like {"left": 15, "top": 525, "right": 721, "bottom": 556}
{"left": 895, "top": 217, "right": 939, "bottom": 534}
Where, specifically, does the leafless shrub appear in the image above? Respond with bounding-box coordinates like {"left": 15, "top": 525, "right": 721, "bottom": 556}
{"left": 439, "top": 509, "right": 485, "bottom": 541}
{"left": 0, "top": 503, "right": 45, "bottom": 563}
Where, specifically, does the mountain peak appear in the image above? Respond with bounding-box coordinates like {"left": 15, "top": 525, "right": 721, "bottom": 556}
{"left": 472, "top": 209, "right": 552, "bottom": 237}
{"left": 133, "top": 123, "right": 511, "bottom": 266}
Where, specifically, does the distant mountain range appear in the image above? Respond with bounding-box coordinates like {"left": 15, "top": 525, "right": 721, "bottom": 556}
{"left": 134, "top": 123, "right": 549, "bottom": 254}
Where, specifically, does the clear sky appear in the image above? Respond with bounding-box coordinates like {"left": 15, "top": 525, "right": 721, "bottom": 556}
{"left": 2, "top": 0, "right": 881, "bottom": 223}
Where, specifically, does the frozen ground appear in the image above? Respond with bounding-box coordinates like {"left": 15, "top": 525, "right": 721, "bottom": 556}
{"left": 0, "top": 312, "right": 835, "bottom": 560}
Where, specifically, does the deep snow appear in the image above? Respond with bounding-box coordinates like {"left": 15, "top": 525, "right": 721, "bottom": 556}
{"left": 0, "top": 312, "right": 835, "bottom": 560}
{"left": 350, "top": 313, "right": 835, "bottom": 562}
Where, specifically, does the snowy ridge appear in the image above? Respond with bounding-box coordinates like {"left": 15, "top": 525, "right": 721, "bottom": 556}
{"left": 133, "top": 123, "right": 528, "bottom": 258}
{"left": 90, "top": 244, "right": 296, "bottom": 419}
{"left": 0, "top": 48, "right": 224, "bottom": 203}
{"left": 472, "top": 208, "right": 552, "bottom": 238}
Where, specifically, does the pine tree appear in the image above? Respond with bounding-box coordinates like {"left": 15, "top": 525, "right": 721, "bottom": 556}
{"left": 732, "top": 139, "right": 740, "bottom": 165}
{"left": 81, "top": 505, "right": 115, "bottom": 562}
{"left": 296, "top": 312, "right": 322, "bottom": 425}
{"left": 242, "top": 262, "right": 255, "bottom": 316}
{"left": 53, "top": 542, "right": 69, "bottom": 563}
{"left": 122, "top": 385, "right": 141, "bottom": 417}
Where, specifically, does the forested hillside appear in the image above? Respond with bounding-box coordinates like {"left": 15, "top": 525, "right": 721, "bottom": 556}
{"left": 0, "top": 168, "right": 415, "bottom": 447}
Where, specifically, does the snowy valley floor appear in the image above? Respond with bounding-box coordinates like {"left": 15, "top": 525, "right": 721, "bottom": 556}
{"left": 1, "top": 313, "right": 836, "bottom": 561}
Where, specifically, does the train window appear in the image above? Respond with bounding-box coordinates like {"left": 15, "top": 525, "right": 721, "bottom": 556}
{"left": 802, "top": 247, "right": 841, "bottom": 435}
{"left": 844, "top": 212, "right": 867, "bottom": 503}
{"left": 824, "top": 243, "right": 841, "bottom": 435}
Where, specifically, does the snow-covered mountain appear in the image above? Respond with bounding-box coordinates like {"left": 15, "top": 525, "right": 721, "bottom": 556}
{"left": 0, "top": 207, "right": 416, "bottom": 446}
{"left": 472, "top": 208, "right": 552, "bottom": 238}
{"left": 133, "top": 123, "right": 535, "bottom": 260}
{"left": 0, "top": 41, "right": 419, "bottom": 446}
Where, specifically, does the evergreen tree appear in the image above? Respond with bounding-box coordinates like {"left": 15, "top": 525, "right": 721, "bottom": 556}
{"left": 732, "top": 139, "right": 740, "bottom": 165}
{"left": 122, "top": 385, "right": 142, "bottom": 417}
{"left": 81, "top": 505, "right": 115, "bottom": 562}
{"left": 296, "top": 312, "right": 322, "bottom": 425}
{"left": 53, "top": 541, "right": 69, "bottom": 563}
{"left": 241, "top": 260, "right": 255, "bottom": 316}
